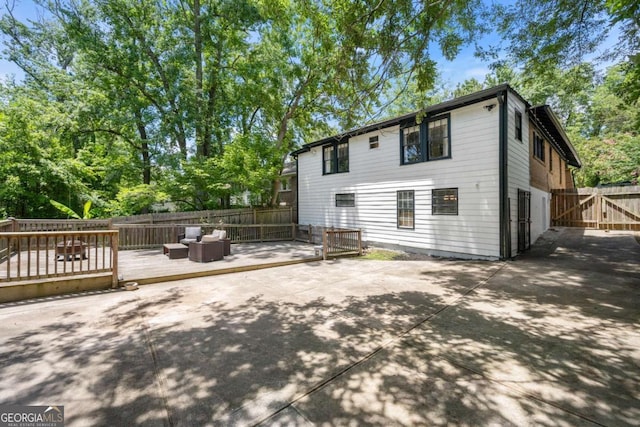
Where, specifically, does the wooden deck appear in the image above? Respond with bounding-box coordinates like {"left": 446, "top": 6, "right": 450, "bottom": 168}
{"left": 118, "top": 241, "right": 321, "bottom": 285}
{"left": 1, "top": 241, "right": 320, "bottom": 286}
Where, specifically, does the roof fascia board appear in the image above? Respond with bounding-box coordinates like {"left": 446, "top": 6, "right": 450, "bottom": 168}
{"left": 293, "top": 84, "right": 520, "bottom": 156}
{"left": 529, "top": 105, "right": 582, "bottom": 167}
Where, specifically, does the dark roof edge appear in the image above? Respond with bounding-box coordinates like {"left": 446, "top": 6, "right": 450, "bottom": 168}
{"left": 529, "top": 105, "right": 582, "bottom": 168}
{"left": 292, "top": 84, "right": 518, "bottom": 156}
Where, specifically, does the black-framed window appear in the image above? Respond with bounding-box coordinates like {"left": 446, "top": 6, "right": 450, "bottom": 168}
{"left": 515, "top": 110, "right": 522, "bottom": 141}
{"left": 401, "top": 125, "right": 421, "bottom": 164}
{"left": 428, "top": 117, "right": 449, "bottom": 159}
{"left": 400, "top": 114, "right": 451, "bottom": 164}
{"left": 432, "top": 188, "right": 458, "bottom": 215}
{"left": 533, "top": 131, "right": 545, "bottom": 162}
{"left": 397, "top": 190, "right": 415, "bottom": 229}
{"left": 369, "top": 136, "right": 379, "bottom": 149}
{"left": 323, "top": 141, "right": 349, "bottom": 174}
{"left": 335, "top": 193, "right": 355, "bottom": 207}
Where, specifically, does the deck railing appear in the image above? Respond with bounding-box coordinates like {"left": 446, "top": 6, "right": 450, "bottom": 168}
{"left": 16, "top": 219, "right": 112, "bottom": 232}
{"left": 0, "top": 220, "right": 13, "bottom": 263}
{"left": 322, "top": 228, "right": 363, "bottom": 259}
{"left": 0, "top": 230, "right": 119, "bottom": 286}
{"left": 114, "top": 224, "right": 183, "bottom": 249}
{"left": 113, "top": 223, "right": 296, "bottom": 249}
{"left": 224, "top": 224, "right": 295, "bottom": 243}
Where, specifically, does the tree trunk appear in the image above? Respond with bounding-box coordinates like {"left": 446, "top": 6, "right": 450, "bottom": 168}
{"left": 135, "top": 111, "right": 152, "bottom": 185}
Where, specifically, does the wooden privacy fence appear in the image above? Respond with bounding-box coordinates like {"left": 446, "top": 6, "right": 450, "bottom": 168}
{"left": 0, "top": 230, "right": 119, "bottom": 286}
{"left": 112, "top": 207, "right": 294, "bottom": 225}
{"left": 551, "top": 186, "right": 640, "bottom": 230}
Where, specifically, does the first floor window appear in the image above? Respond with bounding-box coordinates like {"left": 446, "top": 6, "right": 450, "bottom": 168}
{"left": 397, "top": 190, "right": 415, "bottom": 229}
{"left": 432, "top": 188, "right": 458, "bottom": 215}
{"left": 335, "top": 193, "right": 355, "bottom": 207}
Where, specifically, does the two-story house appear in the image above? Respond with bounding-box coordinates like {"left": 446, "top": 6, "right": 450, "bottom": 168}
{"left": 292, "top": 84, "right": 581, "bottom": 260}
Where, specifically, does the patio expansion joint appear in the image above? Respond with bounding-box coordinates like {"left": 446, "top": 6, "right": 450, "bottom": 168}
{"left": 253, "top": 261, "right": 511, "bottom": 426}
{"left": 433, "top": 353, "right": 608, "bottom": 427}
{"left": 133, "top": 296, "right": 176, "bottom": 427}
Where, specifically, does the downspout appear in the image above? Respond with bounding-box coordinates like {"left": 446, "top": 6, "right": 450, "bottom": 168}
{"left": 295, "top": 154, "right": 299, "bottom": 225}
{"left": 498, "top": 90, "right": 511, "bottom": 259}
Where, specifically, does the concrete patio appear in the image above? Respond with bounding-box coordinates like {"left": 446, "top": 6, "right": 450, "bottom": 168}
{"left": 0, "top": 228, "right": 638, "bottom": 426}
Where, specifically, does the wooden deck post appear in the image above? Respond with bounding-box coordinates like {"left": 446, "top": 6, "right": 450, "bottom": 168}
{"left": 111, "top": 231, "right": 119, "bottom": 288}
{"left": 322, "top": 229, "right": 327, "bottom": 260}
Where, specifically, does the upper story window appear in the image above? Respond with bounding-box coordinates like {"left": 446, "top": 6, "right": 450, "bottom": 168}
{"left": 515, "top": 110, "right": 523, "bottom": 141}
{"left": 323, "top": 141, "right": 349, "bottom": 174}
{"left": 533, "top": 131, "right": 545, "bottom": 162}
{"left": 428, "top": 117, "right": 449, "bottom": 159}
{"left": 402, "top": 125, "right": 421, "bottom": 164}
{"left": 400, "top": 114, "right": 451, "bottom": 165}
{"left": 369, "top": 136, "right": 379, "bottom": 149}
{"left": 549, "top": 146, "right": 553, "bottom": 171}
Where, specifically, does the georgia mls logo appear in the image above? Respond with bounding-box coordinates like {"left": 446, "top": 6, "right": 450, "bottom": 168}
{"left": 0, "top": 405, "right": 64, "bottom": 427}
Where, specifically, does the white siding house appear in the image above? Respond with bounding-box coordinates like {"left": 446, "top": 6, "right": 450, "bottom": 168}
{"left": 293, "top": 85, "right": 580, "bottom": 260}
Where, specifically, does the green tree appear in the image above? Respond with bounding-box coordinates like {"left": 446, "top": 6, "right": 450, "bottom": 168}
{"left": 2, "top": 0, "right": 489, "bottom": 214}
{"left": 488, "top": 0, "right": 640, "bottom": 104}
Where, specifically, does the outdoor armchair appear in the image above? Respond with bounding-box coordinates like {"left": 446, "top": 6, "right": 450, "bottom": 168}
{"left": 179, "top": 226, "right": 202, "bottom": 245}
{"left": 188, "top": 240, "right": 224, "bottom": 262}
{"left": 202, "top": 229, "right": 231, "bottom": 255}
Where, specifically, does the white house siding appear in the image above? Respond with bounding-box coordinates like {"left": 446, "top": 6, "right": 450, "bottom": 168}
{"left": 297, "top": 102, "right": 502, "bottom": 259}
{"left": 506, "top": 92, "right": 531, "bottom": 257}
{"left": 530, "top": 186, "right": 550, "bottom": 244}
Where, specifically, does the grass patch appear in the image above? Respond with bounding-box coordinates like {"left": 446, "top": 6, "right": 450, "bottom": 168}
{"left": 359, "top": 248, "right": 406, "bottom": 261}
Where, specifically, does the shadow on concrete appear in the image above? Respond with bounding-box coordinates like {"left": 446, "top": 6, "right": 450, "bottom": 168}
{"left": 0, "top": 229, "right": 638, "bottom": 426}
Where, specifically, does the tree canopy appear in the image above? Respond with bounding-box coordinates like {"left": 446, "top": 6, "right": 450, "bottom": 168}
{"left": 0, "top": 0, "right": 637, "bottom": 218}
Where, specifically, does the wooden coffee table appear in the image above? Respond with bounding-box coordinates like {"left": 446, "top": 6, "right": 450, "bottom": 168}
{"left": 163, "top": 243, "right": 189, "bottom": 259}
{"left": 56, "top": 240, "right": 88, "bottom": 261}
